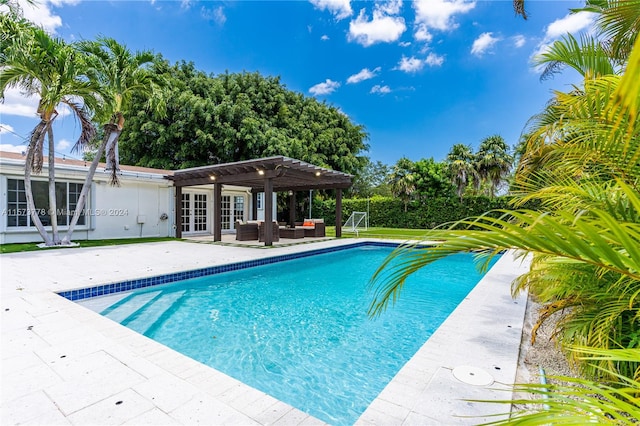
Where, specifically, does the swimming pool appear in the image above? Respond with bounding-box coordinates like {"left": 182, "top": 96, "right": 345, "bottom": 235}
{"left": 76, "top": 244, "right": 496, "bottom": 425}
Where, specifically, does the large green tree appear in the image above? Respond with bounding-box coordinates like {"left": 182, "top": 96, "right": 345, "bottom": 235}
{"left": 350, "top": 158, "right": 391, "bottom": 198}
{"left": 411, "top": 158, "right": 454, "bottom": 199}
{"left": 119, "top": 60, "right": 368, "bottom": 174}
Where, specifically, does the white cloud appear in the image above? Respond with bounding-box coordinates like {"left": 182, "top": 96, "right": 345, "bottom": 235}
{"left": 545, "top": 11, "right": 596, "bottom": 39}
{"left": 201, "top": 6, "right": 226, "bottom": 25}
{"left": 348, "top": 6, "right": 406, "bottom": 47}
{"left": 180, "top": 0, "right": 192, "bottom": 10}
{"left": 512, "top": 34, "right": 526, "bottom": 48}
{"left": 413, "top": 0, "right": 476, "bottom": 32}
{"left": 377, "top": 0, "right": 403, "bottom": 15}
{"left": 532, "top": 11, "right": 597, "bottom": 62}
{"left": 399, "top": 41, "right": 411, "bottom": 47}
{"left": 321, "top": 34, "right": 330, "bottom": 41}
{"left": 0, "top": 87, "right": 39, "bottom": 118}
{"left": 3, "top": 0, "right": 58, "bottom": 33}
{"left": 309, "top": 79, "right": 341, "bottom": 95}
{"left": 414, "top": 23, "right": 433, "bottom": 43}
{"left": 394, "top": 53, "right": 443, "bottom": 73}
{"left": 57, "top": 139, "right": 71, "bottom": 151}
{"left": 346, "top": 67, "right": 381, "bottom": 84}
{"left": 0, "top": 144, "right": 28, "bottom": 154}
{"left": 394, "top": 55, "right": 425, "bottom": 73}
{"left": 471, "top": 32, "right": 500, "bottom": 56}
{"left": 425, "top": 52, "right": 444, "bottom": 66}
{"left": 370, "top": 85, "right": 391, "bottom": 94}
{"left": 310, "top": 0, "right": 353, "bottom": 20}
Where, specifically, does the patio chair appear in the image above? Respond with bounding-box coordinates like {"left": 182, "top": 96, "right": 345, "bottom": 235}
{"left": 236, "top": 220, "right": 259, "bottom": 241}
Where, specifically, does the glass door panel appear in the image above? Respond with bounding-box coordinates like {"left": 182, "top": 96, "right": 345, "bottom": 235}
{"left": 193, "top": 193, "right": 208, "bottom": 232}
{"left": 221, "top": 195, "right": 231, "bottom": 230}
{"left": 181, "top": 193, "right": 191, "bottom": 233}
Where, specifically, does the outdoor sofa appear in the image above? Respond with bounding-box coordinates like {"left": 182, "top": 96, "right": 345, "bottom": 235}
{"left": 296, "top": 218, "right": 325, "bottom": 237}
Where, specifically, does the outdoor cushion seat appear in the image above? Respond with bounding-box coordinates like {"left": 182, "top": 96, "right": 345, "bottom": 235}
{"left": 296, "top": 218, "right": 325, "bottom": 237}
{"left": 236, "top": 220, "right": 258, "bottom": 241}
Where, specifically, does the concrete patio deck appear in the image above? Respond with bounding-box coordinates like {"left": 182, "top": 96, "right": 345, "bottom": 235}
{"left": 1, "top": 238, "right": 529, "bottom": 425}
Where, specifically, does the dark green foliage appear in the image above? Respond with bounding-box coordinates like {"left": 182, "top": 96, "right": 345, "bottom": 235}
{"left": 350, "top": 158, "right": 392, "bottom": 197}
{"left": 315, "top": 195, "right": 539, "bottom": 228}
{"left": 119, "top": 59, "right": 369, "bottom": 174}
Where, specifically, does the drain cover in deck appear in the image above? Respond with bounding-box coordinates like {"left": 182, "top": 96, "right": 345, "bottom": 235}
{"left": 452, "top": 366, "right": 494, "bottom": 386}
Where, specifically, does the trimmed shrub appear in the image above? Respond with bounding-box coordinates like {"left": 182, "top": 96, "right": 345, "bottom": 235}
{"left": 315, "top": 195, "right": 540, "bottom": 229}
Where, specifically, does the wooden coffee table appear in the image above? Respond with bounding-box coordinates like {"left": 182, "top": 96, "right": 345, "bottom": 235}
{"left": 279, "top": 227, "right": 305, "bottom": 239}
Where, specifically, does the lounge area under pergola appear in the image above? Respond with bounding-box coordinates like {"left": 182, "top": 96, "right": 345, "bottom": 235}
{"left": 169, "top": 156, "right": 353, "bottom": 246}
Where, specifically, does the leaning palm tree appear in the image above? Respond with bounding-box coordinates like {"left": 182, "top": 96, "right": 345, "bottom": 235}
{"left": 446, "top": 143, "right": 476, "bottom": 201}
{"left": 0, "top": 23, "right": 97, "bottom": 246}
{"left": 61, "top": 37, "right": 163, "bottom": 245}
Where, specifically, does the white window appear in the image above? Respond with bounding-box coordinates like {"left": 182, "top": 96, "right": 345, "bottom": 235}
{"left": 6, "top": 179, "right": 86, "bottom": 228}
{"left": 256, "top": 192, "right": 264, "bottom": 210}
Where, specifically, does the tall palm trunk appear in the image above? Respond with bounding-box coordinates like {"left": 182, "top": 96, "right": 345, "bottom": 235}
{"left": 47, "top": 125, "right": 60, "bottom": 244}
{"left": 62, "top": 120, "right": 122, "bottom": 244}
{"left": 24, "top": 121, "right": 53, "bottom": 246}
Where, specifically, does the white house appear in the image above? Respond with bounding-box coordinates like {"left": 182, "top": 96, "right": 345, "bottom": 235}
{"left": 0, "top": 151, "right": 273, "bottom": 244}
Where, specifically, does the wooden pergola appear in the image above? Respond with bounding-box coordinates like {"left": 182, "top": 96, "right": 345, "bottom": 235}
{"left": 168, "top": 156, "right": 353, "bottom": 246}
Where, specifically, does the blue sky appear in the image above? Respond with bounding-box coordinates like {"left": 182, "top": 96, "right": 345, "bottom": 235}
{"left": 1, "top": 0, "right": 595, "bottom": 167}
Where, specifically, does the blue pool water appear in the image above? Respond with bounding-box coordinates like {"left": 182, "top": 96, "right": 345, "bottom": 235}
{"left": 87, "top": 246, "right": 496, "bottom": 425}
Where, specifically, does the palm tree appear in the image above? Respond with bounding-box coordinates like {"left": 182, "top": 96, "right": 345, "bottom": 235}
{"left": 535, "top": 33, "right": 617, "bottom": 81}
{"left": 369, "top": 29, "right": 640, "bottom": 381}
{"left": 62, "top": 37, "right": 162, "bottom": 245}
{"left": 446, "top": 143, "right": 476, "bottom": 201}
{"left": 388, "top": 157, "right": 415, "bottom": 213}
{"left": 0, "top": 23, "right": 97, "bottom": 246}
{"left": 582, "top": 0, "right": 640, "bottom": 65}
{"left": 475, "top": 135, "right": 513, "bottom": 198}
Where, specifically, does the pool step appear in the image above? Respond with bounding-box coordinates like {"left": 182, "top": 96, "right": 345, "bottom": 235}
{"left": 101, "top": 291, "right": 162, "bottom": 323}
{"left": 121, "top": 290, "right": 187, "bottom": 335}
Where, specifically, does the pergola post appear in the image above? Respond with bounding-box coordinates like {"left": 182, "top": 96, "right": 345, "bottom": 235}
{"left": 213, "top": 183, "right": 222, "bottom": 242}
{"left": 288, "top": 190, "right": 296, "bottom": 226}
{"left": 336, "top": 188, "right": 342, "bottom": 238}
{"left": 252, "top": 191, "right": 258, "bottom": 220}
{"left": 175, "top": 185, "right": 182, "bottom": 239}
{"left": 264, "top": 177, "right": 273, "bottom": 246}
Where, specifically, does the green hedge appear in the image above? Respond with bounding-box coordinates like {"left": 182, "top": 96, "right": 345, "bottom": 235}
{"left": 314, "top": 195, "right": 540, "bottom": 229}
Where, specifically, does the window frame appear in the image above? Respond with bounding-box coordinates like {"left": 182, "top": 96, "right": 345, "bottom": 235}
{"left": 5, "top": 178, "right": 89, "bottom": 230}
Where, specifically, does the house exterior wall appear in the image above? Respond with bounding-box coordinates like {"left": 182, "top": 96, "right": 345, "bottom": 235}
{"left": 0, "top": 155, "right": 174, "bottom": 244}
{"left": 1, "top": 152, "right": 280, "bottom": 245}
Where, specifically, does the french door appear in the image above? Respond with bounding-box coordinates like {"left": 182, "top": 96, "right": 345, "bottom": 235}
{"left": 181, "top": 192, "right": 209, "bottom": 234}
{"left": 221, "top": 195, "right": 245, "bottom": 230}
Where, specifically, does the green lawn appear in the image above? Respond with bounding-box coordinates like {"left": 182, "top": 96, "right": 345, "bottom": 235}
{"left": 326, "top": 226, "right": 458, "bottom": 240}
{"left": 1, "top": 228, "right": 459, "bottom": 254}
{"left": 0, "top": 237, "right": 176, "bottom": 254}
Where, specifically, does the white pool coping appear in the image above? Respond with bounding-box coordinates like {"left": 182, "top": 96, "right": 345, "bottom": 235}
{"left": 0, "top": 239, "right": 529, "bottom": 425}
